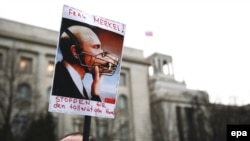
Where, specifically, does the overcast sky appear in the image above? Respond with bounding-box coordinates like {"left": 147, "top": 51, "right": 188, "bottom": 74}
{"left": 1, "top": 0, "right": 250, "bottom": 105}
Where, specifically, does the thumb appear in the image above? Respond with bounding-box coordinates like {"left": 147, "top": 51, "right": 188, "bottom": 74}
{"left": 94, "top": 66, "right": 102, "bottom": 81}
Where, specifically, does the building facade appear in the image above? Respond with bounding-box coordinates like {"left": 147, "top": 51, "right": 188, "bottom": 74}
{"left": 147, "top": 53, "right": 211, "bottom": 141}
{"left": 0, "top": 18, "right": 210, "bottom": 141}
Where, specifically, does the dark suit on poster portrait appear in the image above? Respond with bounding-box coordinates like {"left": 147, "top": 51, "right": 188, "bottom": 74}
{"left": 52, "top": 62, "right": 91, "bottom": 99}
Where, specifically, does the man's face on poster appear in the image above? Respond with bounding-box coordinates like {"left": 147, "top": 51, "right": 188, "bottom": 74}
{"left": 80, "top": 32, "right": 103, "bottom": 72}
{"left": 69, "top": 25, "right": 118, "bottom": 75}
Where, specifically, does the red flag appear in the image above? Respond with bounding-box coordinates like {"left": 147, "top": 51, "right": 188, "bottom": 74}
{"left": 145, "top": 31, "right": 153, "bottom": 36}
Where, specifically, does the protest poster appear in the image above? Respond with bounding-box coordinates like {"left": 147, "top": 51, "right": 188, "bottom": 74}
{"left": 49, "top": 4, "right": 126, "bottom": 118}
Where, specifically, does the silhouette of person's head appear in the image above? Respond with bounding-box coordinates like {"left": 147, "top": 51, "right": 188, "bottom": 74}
{"left": 59, "top": 132, "right": 96, "bottom": 141}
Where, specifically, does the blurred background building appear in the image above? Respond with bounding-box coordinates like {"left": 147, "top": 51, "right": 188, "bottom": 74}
{"left": 1, "top": 18, "right": 249, "bottom": 141}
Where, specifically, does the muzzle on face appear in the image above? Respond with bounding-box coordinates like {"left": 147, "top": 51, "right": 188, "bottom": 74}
{"left": 62, "top": 28, "right": 119, "bottom": 75}
{"left": 79, "top": 51, "right": 119, "bottom": 76}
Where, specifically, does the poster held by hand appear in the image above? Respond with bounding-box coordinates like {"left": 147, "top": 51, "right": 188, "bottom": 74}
{"left": 48, "top": 4, "right": 126, "bottom": 140}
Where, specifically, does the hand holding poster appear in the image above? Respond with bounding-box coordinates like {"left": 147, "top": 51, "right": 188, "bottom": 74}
{"left": 49, "top": 5, "right": 125, "bottom": 118}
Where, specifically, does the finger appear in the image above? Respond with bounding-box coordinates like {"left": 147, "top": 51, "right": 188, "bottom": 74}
{"left": 94, "top": 66, "right": 100, "bottom": 81}
{"left": 99, "top": 73, "right": 104, "bottom": 81}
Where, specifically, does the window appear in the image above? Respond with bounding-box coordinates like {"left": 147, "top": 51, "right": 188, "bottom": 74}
{"left": 47, "top": 61, "right": 54, "bottom": 76}
{"left": 17, "top": 83, "right": 31, "bottom": 100}
{"left": 120, "top": 123, "right": 129, "bottom": 141}
{"left": 163, "top": 60, "right": 169, "bottom": 75}
{"left": 12, "top": 114, "right": 28, "bottom": 138}
{"left": 72, "top": 117, "right": 83, "bottom": 132}
{"left": 119, "top": 73, "right": 126, "bottom": 86}
{"left": 118, "top": 95, "right": 127, "bottom": 110}
{"left": 19, "top": 57, "right": 32, "bottom": 73}
{"left": 96, "top": 119, "right": 108, "bottom": 138}
{"left": 0, "top": 53, "right": 3, "bottom": 69}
